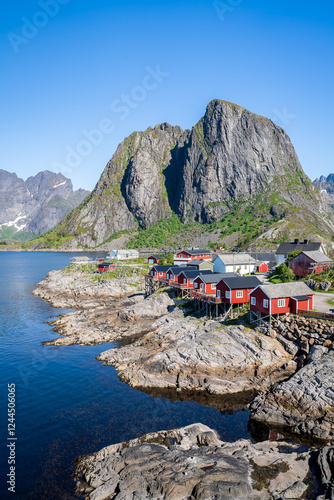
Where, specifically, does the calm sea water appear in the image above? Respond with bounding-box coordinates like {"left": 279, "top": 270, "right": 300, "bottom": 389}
{"left": 0, "top": 252, "right": 252, "bottom": 499}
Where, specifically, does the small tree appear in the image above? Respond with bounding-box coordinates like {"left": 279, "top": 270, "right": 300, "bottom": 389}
{"left": 286, "top": 250, "right": 301, "bottom": 262}
{"left": 269, "top": 263, "right": 295, "bottom": 283}
{"left": 166, "top": 252, "right": 174, "bottom": 265}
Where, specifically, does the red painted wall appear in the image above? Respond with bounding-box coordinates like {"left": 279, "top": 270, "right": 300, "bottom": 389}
{"left": 250, "top": 287, "right": 313, "bottom": 314}
{"left": 177, "top": 273, "right": 194, "bottom": 287}
{"left": 176, "top": 252, "right": 211, "bottom": 261}
{"left": 193, "top": 276, "right": 215, "bottom": 293}
{"left": 257, "top": 262, "right": 268, "bottom": 273}
{"left": 289, "top": 253, "right": 331, "bottom": 277}
{"left": 217, "top": 281, "right": 257, "bottom": 304}
{"left": 249, "top": 288, "right": 272, "bottom": 315}
{"left": 98, "top": 263, "right": 116, "bottom": 272}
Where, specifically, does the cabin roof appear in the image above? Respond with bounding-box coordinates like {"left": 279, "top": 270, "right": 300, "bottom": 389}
{"left": 151, "top": 265, "right": 173, "bottom": 272}
{"left": 214, "top": 253, "right": 257, "bottom": 265}
{"left": 275, "top": 242, "right": 323, "bottom": 255}
{"left": 254, "top": 282, "right": 313, "bottom": 299}
{"left": 249, "top": 252, "right": 276, "bottom": 261}
{"left": 187, "top": 259, "right": 212, "bottom": 266}
{"left": 178, "top": 248, "right": 211, "bottom": 256}
{"left": 297, "top": 250, "right": 333, "bottom": 263}
{"left": 292, "top": 295, "right": 311, "bottom": 301}
{"left": 219, "top": 276, "right": 262, "bottom": 290}
{"left": 179, "top": 269, "right": 213, "bottom": 279}
{"left": 196, "top": 272, "right": 238, "bottom": 283}
{"left": 167, "top": 266, "right": 190, "bottom": 275}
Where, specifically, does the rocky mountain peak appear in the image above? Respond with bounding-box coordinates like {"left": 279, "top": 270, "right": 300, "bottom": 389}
{"left": 0, "top": 169, "right": 89, "bottom": 239}
{"left": 26, "top": 100, "right": 334, "bottom": 249}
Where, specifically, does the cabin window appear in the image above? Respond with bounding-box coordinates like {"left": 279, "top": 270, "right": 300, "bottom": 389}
{"left": 236, "top": 290, "right": 243, "bottom": 298}
{"left": 263, "top": 299, "right": 268, "bottom": 308}
{"left": 217, "top": 290, "right": 221, "bottom": 298}
{"left": 154, "top": 272, "right": 157, "bottom": 276}
{"left": 194, "top": 282, "right": 198, "bottom": 288}
{"left": 278, "top": 299, "right": 285, "bottom": 308}
{"left": 200, "top": 284, "right": 204, "bottom": 292}
{"left": 190, "top": 280, "right": 193, "bottom": 284}
{"left": 225, "top": 291, "right": 230, "bottom": 299}
{"left": 251, "top": 297, "right": 256, "bottom": 305}
{"left": 184, "top": 279, "right": 187, "bottom": 284}
{"left": 212, "top": 284, "right": 216, "bottom": 289}
{"left": 159, "top": 272, "right": 163, "bottom": 276}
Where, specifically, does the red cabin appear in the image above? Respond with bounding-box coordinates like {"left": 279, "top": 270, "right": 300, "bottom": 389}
{"left": 147, "top": 255, "right": 167, "bottom": 265}
{"left": 256, "top": 262, "right": 269, "bottom": 273}
{"left": 216, "top": 276, "right": 262, "bottom": 304}
{"left": 289, "top": 251, "right": 333, "bottom": 277}
{"left": 149, "top": 265, "right": 171, "bottom": 278}
{"left": 166, "top": 266, "right": 189, "bottom": 282}
{"left": 174, "top": 249, "right": 212, "bottom": 265}
{"left": 177, "top": 269, "right": 213, "bottom": 288}
{"left": 97, "top": 262, "right": 116, "bottom": 273}
{"left": 249, "top": 282, "right": 314, "bottom": 316}
{"left": 193, "top": 273, "right": 237, "bottom": 295}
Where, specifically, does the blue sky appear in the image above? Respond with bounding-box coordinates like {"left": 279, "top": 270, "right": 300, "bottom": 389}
{"left": 1, "top": 0, "right": 333, "bottom": 190}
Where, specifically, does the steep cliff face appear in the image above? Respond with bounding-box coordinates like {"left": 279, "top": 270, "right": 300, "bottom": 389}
{"left": 27, "top": 100, "right": 333, "bottom": 248}
{"left": 175, "top": 100, "right": 315, "bottom": 223}
{"left": 61, "top": 123, "right": 183, "bottom": 245}
{"left": 0, "top": 170, "right": 89, "bottom": 239}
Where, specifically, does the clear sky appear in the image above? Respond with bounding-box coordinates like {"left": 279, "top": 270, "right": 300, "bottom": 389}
{"left": 1, "top": 0, "right": 333, "bottom": 191}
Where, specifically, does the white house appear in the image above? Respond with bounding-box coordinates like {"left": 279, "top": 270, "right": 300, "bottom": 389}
{"left": 275, "top": 239, "right": 326, "bottom": 265}
{"left": 212, "top": 253, "right": 257, "bottom": 275}
{"left": 106, "top": 249, "right": 139, "bottom": 260}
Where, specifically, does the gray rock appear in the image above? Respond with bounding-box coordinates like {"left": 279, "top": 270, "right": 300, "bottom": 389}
{"left": 250, "top": 351, "right": 334, "bottom": 441}
{"left": 74, "top": 423, "right": 315, "bottom": 500}
{"left": 320, "top": 279, "right": 332, "bottom": 292}
{"left": 281, "top": 480, "right": 308, "bottom": 498}
{"left": 316, "top": 446, "right": 334, "bottom": 499}
{"left": 306, "top": 345, "right": 328, "bottom": 363}
{"left": 98, "top": 309, "right": 296, "bottom": 396}
{"left": 118, "top": 293, "right": 174, "bottom": 321}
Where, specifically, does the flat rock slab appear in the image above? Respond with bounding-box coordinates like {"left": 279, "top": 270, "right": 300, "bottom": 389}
{"left": 98, "top": 309, "right": 296, "bottom": 396}
{"left": 75, "top": 423, "right": 317, "bottom": 500}
{"left": 250, "top": 350, "right": 334, "bottom": 441}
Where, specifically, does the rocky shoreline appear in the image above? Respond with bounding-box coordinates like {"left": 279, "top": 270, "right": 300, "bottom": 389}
{"left": 33, "top": 266, "right": 334, "bottom": 498}
{"left": 74, "top": 422, "right": 333, "bottom": 500}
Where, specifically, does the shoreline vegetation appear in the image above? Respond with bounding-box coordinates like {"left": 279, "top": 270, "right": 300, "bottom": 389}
{"left": 33, "top": 262, "right": 334, "bottom": 499}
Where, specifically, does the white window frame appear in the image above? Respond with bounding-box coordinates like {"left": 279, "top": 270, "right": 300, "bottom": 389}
{"left": 194, "top": 282, "right": 198, "bottom": 288}
{"left": 159, "top": 272, "right": 163, "bottom": 276}
{"left": 184, "top": 278, "right": 187, "bottom": 284}
{"left": 251, "top": 296, "right": 256, "bottom": 305}
{"left": 263, "top": 299, "right": 268, "bottom": 308}
{"left": 226, "top": 291, "right": 230, "bottom": 299}
{"left": 236, "top": 290, "right": 243, "bottom": 298}
{"left": 278, "top": 299, "right": 285, "bottom": 308}
{"left": 211, "top": 283, "right": 216, "bottom": 289}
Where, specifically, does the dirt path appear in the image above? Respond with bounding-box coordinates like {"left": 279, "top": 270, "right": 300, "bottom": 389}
{"left": 313, "top": 291, "right": 334, "bottom": 312}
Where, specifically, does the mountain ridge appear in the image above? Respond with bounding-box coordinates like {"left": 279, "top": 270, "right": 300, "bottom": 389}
{"left": 19, "top": 100, "right": 334, "bottom": 250}
{"left": 0, "top": 170, "right": 89, "bottom": 241}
